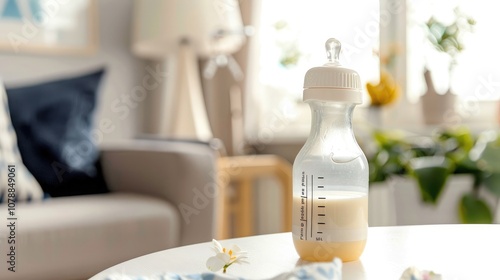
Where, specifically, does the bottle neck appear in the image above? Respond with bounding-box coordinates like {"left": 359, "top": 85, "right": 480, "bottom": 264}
{"left": 305, "top": 101, "right": 362, "bottom": 163}
{"left": 308, "top": 101, "right": 356, "bottom": 144}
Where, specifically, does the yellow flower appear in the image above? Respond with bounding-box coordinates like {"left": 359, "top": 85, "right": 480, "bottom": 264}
{"left": 206, "top": 239, "right": 248, "bottom": 273}
{"left": 366, "top": 70, "right": 400, "bottom": 107}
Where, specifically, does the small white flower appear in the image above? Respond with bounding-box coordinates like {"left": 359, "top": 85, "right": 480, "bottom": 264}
{"left": 400, "top": 267, "right": 442, "bottom": 280}
{"left": 206, "top": 239, "right": 248, "bottom": 273}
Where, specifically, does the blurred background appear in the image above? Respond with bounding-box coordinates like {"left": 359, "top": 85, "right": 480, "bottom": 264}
{"left": 1, "top": 0, "right": 499, "bottom": 236}
{"left": 4, "top": 2, "right": 498, "bottom": 279}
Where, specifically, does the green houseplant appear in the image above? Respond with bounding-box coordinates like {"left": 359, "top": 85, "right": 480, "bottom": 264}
{"left": 420, "top": 9, "right": 475, "bottom": 125}
{"left": 425, "top": 8, "right": 476, "bottom": 70}
{"left": 368, "top": 128, "right": 500, "bottom": 223}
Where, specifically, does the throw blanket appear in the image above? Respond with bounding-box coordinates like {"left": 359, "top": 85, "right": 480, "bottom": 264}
{"left": 102, "top": 258, "right": 342, "bottom": 280}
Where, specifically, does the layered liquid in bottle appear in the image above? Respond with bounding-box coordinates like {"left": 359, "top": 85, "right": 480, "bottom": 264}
{"left": 292, "top": 191, "right": 367, "bottom": 262}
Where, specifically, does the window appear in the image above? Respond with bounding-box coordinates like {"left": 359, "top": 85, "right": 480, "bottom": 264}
{"left": 247, "top": 0, "right": 500, "bottom": 143}
{"left": 407, "top": 0, "right": 500, "bottom": 127}
{"left": 248, "top": 0, "right": 380, "bottom": 143}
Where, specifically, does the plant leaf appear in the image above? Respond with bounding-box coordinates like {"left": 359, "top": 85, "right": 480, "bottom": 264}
{"left": 459, "top": 194, "right": 493, "bottom": 224}
{"left": 477, "top": 141, "right": 500, "bottom": 173}
{"left": 483, "top": 173, "right": 500, "bottom": 198}
{"left": 410, "top": 156, "right": 453, "bottom": 204}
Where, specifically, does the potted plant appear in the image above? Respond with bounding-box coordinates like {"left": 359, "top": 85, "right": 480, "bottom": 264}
{"left": 368, "top": 127, "right": 500, "bottom": 224}
{"left": 420, "top": 8, "right": 475, "bottom": 125}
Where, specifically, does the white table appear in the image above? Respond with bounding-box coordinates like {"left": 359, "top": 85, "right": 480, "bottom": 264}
{"left": 91, "top": 225, "right": 500, "bottom": 279}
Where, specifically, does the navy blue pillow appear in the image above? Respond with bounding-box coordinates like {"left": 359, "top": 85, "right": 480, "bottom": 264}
{"left": 6, "top": 69, "right": 109, "bottom": 197}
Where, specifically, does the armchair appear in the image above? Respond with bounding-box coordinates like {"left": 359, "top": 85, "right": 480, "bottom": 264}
{"left": 0, "top": 139, "right": 218, "bottom": 280}
{"left": 101, "top": 138, "right": 219, "bottom": 245}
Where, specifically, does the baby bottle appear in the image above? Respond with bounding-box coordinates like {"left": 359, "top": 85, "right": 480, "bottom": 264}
{"left": 292, "top": 38, "right": 369, "bottom": 262}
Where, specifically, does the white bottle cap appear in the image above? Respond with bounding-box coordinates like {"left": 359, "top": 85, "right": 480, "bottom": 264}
{"left": 303, "top": 38, "right": 362, "bottom": 104}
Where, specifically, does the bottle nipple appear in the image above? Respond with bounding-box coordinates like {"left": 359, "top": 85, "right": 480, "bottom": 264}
{"left": 325, "top": 38, "right": 341, "bottom": 66}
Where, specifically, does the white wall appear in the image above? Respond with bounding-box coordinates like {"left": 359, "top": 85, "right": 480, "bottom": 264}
{"left": 0, "top": 0, "right": 145, "bottom": 143}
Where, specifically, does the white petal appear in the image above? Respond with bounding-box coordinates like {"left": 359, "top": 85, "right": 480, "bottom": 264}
{"left": 212, "top": 239, "right": 223, "bottom": 253}
{"left": 237, "top": 251, "right": 248, "bottom": 257}
{"left": 216, "top": 252, "right": 231, "bottom": 263}
{"left": 206, "top": 256, "right": 226, "bottom": 272}
{"left": 231, "top": 245, "right": 242, "bottom": 253}
{"left": 233, "top": 251, "right": 248, "bottom": 259}
{"left": 237, "top": 254, "right": 248, "bottom": 260}
{"left": 233, "top": 257, "right": 249, "bottom": 264}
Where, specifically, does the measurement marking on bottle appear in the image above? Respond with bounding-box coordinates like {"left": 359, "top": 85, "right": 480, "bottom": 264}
{"left": 318, "top": 176, "right": 324, "bottom": 179}
{"left": 317, "top": 231, "right": 323, "bottom": 234}
{"left": 318, "top": 197, "right": 326, "bottom": 199}
{"left": 318, "top": 205, "right": 325, "bottom": 208}
{"left": 305, "top": 175, "right": 308, "bottom": 239}
{"left": 318, "top": 185, "right": 324, "bottom": 188}
{"left": 310, "top": 175, "right": 314, "bottom": 239}
{"left": 318, "top": 222, "right": 325, "bottom": 225}
{"left": 318, "top": 214, "right": 325, "bottom": 216}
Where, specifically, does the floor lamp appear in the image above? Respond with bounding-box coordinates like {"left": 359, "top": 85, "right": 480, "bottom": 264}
{"left": 132, "top": 0, "right": 246, "bottom": 141}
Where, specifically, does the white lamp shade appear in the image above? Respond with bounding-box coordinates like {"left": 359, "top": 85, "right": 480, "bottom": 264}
{"left": 133, "top": 0, "right": 245, "bottom": 58}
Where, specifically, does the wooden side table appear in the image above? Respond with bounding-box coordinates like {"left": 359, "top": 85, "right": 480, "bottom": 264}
{"left": 217, "top": 155, "right": 292, "bottom": 238}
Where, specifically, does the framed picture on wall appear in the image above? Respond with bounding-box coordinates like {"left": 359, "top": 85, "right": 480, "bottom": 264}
{"left": 0, "top": 0, "right": 98, "bottom": 55}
